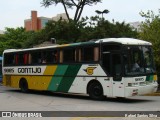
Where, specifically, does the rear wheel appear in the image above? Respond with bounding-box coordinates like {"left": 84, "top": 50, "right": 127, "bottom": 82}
{"left": 19, "top": 79, "right": 28, "bottom": 93}
{"left": 88, "top": 82, "right": 105, "bottom": 100}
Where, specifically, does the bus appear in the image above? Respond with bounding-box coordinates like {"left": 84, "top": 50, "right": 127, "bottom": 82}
{"left": 0, "top": 56, "right": 2, "bottom": 83}
{"left": 2, "top": 38, "right": 158, "bottom": 100}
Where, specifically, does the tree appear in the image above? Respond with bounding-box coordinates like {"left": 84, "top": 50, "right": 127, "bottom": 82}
{"left": 41, "top": 0, "right": 102, "bottom": 22}
{"left": 43, "top": 19, "right": 81, "bottom": 43}
{"left": 4, "top": 27, "right": 26, "bottom": 42}
{"left": 0, "top": 27, "right": 36, "bottom": 55}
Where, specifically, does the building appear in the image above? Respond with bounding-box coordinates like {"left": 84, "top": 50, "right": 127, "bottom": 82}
{"left": 129, "top": 21, "right": 141, "bottom": 31}
{"left": 24, "top": 11, "right": 68, "bottom": 31}
{"left": 52, "top": 13, "right": 68, "bottom": 21}
{"left": 24, "top": 11, "right": 51, "bottom": 31}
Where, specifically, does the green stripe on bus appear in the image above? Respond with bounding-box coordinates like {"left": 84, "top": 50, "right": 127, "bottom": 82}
{"left": 48, "top": 65, "right": 68, "bottom": 91}
{"left": 146, "top": 75, "right": 153, "bottom": 81}
{"left": 57, "top": 64, "right": 81, "bottom": 92}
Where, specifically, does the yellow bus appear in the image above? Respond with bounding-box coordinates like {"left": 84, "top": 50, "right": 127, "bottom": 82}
{"left": 2, "top": 38, "right": 158, "bottom": 100}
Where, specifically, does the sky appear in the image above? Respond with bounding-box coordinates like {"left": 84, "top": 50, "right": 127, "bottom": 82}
{"left": 0, "top": 0, "right": 160, "bottom": 31}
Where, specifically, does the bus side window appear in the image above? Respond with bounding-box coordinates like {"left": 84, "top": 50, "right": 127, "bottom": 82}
{"left": 46, "top": 51, "right": 52, "bottom": 63}
{"left": 19, "top": 54, "right": 23, "bottom": 65}
{"left": 49, "top": 50, "right": 58, "bottom": 63}
{"left": 31, "top": 52, "right": 41, "bottom": 64}
{"left": 63, "top": 48, "right": 75, "bottom": 63}
{"left": 41, "top": 51, "right": 46, "bottom": 63}
{"left": 52, "top": 50, "right": 58, "bottom": 63}
{"left": 15, "top": 54, "right": 18, "bottom": 65}
{"left": 4, "top": 53, "right": 15, "bottom": 66}
{"left": 82, "top": 47, "right": 94, "bottom": 62}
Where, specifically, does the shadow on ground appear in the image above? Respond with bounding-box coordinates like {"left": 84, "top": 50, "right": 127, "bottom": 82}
{"left": 3, "top": 88, "right": 155, "bottom": 104}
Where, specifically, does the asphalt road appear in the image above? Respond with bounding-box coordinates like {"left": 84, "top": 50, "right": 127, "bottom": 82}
{"left": 0, "top": 84, "right": 160, "bottom": 120}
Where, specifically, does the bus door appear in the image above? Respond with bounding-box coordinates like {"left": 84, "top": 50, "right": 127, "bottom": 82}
{"left": 102, "top": 52, "right": 113, "bottom": 97}
{"left": 111, "top": 53, "right": 124, "bottom": 97}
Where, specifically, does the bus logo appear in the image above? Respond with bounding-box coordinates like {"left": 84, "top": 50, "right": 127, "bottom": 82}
{"left": 84, "top": 67, "right": 96, "bottom": 75}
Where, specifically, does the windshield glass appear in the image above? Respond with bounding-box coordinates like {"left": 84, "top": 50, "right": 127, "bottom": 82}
{"left": 123, "top": 46, "right": 155, "bottom": 75}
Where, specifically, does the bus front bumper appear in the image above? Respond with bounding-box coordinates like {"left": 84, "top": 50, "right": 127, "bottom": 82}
{"left": 125, "top": 83, "right": 158, "bottom": 97}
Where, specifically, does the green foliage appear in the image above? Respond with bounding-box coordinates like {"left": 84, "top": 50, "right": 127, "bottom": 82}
{"left": 43, "top": 20, "right": 81, "bottom": 43}
{"left": 5, "top": 27, "right": 26, "bottom": 42}
{"left": 41, "top": 16, "right": 137, "bottom": 43}
{"left": 0, "top": 15, "right": 138, "bottom": 56}
{"left": 78, "top": 16, "right": 138, "bottom": 41}
{"left": 23, "top": 30, "right": 47, "bottom": 48}
{"left": 0, "top": 27, "right": 27, "bottom": 55}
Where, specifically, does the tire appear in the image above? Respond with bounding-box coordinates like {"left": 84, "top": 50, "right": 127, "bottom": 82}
{"left": 88, "top": 82, "right": 105, "bottom": 100}
{"left": 19, "top": 79, "right": 28, "bottom": 93}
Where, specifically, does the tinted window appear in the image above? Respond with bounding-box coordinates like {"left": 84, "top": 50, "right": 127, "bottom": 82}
{"left": 103, "top": 44, "right": 121, "bottom": 51}
{"left": 63, "top": 48, "right": 75, "bottom": 62}
{"left": 31, "top": 52, "right": 41, "bottom": 64}
{"left": 4, "top": 53, "right": 15, "bottom": 66}
{"left": 82, "top": 47, "right": 94, "bottom": 62}
{"left": 41, "top": 50, "right": 58, "bottom": 63}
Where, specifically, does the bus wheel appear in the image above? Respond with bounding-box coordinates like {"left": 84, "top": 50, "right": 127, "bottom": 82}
{"left": 19, "top": 79, "right": 28, "bottom": 93}
{"left": 88, "top": 82, "right": 105, "bottom": 100}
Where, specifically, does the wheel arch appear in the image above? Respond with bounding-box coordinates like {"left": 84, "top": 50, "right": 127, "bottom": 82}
{"left": 19, "top": 77, "right": 27, "bottom": 87}
{"left": 87, "top": 79, "right": 103, "bottom": 94}
{"left": 19, "top": 77, "right": 29, "bottom": 93}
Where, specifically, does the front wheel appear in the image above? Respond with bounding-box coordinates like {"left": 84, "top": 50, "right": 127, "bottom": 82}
{"left": 88, "top": 82, "right": 105, "bottom": 100}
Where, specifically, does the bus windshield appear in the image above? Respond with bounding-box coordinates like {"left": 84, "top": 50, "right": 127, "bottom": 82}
{"left": 123, "top": 46, "right": 156, "bottom": 76}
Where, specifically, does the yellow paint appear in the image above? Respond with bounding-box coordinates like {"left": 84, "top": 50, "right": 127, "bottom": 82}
{"left": 43, "top": 65, "right": 57, "bottom": 75}
{"left": 3, "top": 75, "right": 24, "bottom": 88}
{"left": 2, "top": 75, "right": 7, "bottom": 86}
{"left": 153, "top": 75, "right": 157, "bottom": 81}
{"left": 70, "top": 117, "right": 82, "bottom": 120}
{"left": 11, "top": 76, "right": 22, "bottom": 88}
{"left": 28, "top": 65, "right": 57, "bottom": 90}
{"left": 27, "top": 76, "right": 50, "bottom": 90}
{"left": 2, "top": 65, "right": 58, "bottom": 91}
{"left": 58, "top": 44, "right": 69, "bottom": 47}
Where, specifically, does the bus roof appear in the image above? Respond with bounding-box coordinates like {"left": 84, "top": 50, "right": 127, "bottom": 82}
{"left": 3, "top": 38, "right": 151, "bottom": 53}
{"left": 96, "top": 38, "right": 152, "bottom": 45}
